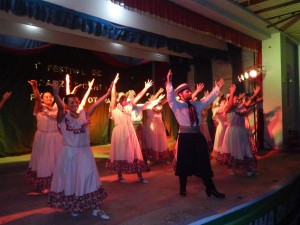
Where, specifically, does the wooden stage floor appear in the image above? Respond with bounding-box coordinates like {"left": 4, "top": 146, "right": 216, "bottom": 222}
{"left": 1, "top": 140, "right": 300, "bottom": 225}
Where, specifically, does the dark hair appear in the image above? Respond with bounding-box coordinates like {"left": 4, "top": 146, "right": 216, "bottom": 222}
{"left": 41, "top": 92, "right": 53, "bottom": 99}
{"left": 218, "top": 96, "right": 226, "bottom": 105}
{"left": 41, "top": 92, "right": 55, "bottom": 106}
{"left": 63, "top": 94, "right": 77, "bottom": 104}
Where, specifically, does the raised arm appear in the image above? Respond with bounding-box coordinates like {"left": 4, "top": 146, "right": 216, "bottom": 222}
{"left": 144, "top": 93, "right": 166, "bottom": 110}
{"left": 151, "top": 87, "right": 164, "bottom": 101}
{"left": 87, "top": 81, "right": 113, "bottom": 117}
{"left": 132, "top": 79, "right": 153, "bottom": 105}
{"left": 192, "top": 83, "right": 204, "bottom": 100}
{"left": 166, "top": 69, "right": 178, "bottom": 110}
{"left": 244, "top": 86, "right": 260, "bottom": 107}
{"left": 78, "top": 79, "right": 94, "bottom": 111}
{"left": 224, "top": 84, "right": 236, "bottom": 114}
{"left": 0, "top": 92, "right": 12, "bottom": 109}
{"left": 28, "top": 80, "right": 42, "bottom": 114}
{"left": 51, "top": 80, "right": 65, "bottom": 123}
{"left": 109, "top": 73, "right": 119, "bottom": 112}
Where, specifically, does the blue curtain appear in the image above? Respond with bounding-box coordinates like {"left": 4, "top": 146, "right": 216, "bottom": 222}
{"left": 0, "top": 0, "right": 228, "bottom": 59}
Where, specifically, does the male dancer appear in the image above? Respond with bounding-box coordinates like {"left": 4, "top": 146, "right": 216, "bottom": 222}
{"left": 166, "top": 69, "right": 225, "bottom": 198}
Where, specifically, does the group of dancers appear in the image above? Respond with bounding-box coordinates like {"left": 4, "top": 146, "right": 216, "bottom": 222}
{"left": 3, "top": 68, "right": 262, "bottom": 219}
{"left": 211, "top": 84, "right": 261, "bottom": 177}
{"left": 23, "top": 73, "right": 172, "bottom": 219}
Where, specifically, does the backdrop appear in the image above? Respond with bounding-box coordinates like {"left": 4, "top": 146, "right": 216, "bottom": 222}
{"left": 0, "top": 43, "right": 177, "bottom": 157}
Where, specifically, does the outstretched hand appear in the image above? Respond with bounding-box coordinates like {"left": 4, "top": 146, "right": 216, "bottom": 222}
{"left": 144, "top": 79, "right": 153, "bottom": 89}
{"left": 157, "top": 94, "right": 165, "bottom": 101}
{"left": 28, "top": 80, "right": 38, "bottom": 89}
{"left": 204, "top": 90, "right": 209, "bottom": 98}
{"left": 196, "top": 83, "right": 204, "bottom": 93}
{"left": 50, "top": 80, "right": 62, "bottom": 95}
{"left": 158, "top": 87, "right": 164, "bottom": 94}
{"left": 215, "top": 79, "right": 224, "bottom": 89}
{"left": 2, "top": 92, "right": 12, "bottom": 100}
{"left": 166, "top": 69, "right": 172, "bottom": 84}
{"left": 229, "top": 84, "right": 236, "bottom": 94}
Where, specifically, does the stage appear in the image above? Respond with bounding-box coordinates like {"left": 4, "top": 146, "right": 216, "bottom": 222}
{"left": 1, "top": 139, "right": 300, "bottom": 225}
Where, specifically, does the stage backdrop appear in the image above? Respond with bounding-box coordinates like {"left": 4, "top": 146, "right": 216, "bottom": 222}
{"left": 0, "top": 44, "right": 174, "bottom": 157}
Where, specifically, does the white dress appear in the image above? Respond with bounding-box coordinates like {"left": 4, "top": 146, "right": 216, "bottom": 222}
{"left": 25, "top": 104, "right": 62, "bottom": 192}
{"left": 48, "top": 110, "right": 107, "bottom": 213}
{"left": 106, "top": 103, "right": 146, "bottom": 173}
{"left": 220, "top": 106, "right": 257, "bottom": 170}
{"left": 212, "top": 110, "right": 227, "bottom": 159}
{"left": 144, "top": 104, "right": 171, "bottom": 162}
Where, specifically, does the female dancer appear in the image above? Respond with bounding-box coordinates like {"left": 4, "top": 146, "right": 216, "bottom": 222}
{"left": 106, "top": 74, "right": 152, "bottom": 183}
{"left": 221, "top": 84, "right": 260, "bottom": 176}
{"left": 144, "top": 88, "right": 171, "bottom": 164}
{"left": 48, "top": 79, "right": 113, "bottom": 219}
{"left": 126, "top": 89, "right": 164, "bottom": 170}
{"left": 212, "top": 96, "right": 228, "bottom": 160}
{"left": 25, "top": 80, "right": 62, "bottom": 193}
{"left": 65, "top": 74, "right": 94, "bottom": 112}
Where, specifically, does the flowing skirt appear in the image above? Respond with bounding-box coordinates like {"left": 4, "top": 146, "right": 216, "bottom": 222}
{"left": 25, "top": 130, "right": 62, "bottom": 191}
{"left": 48, "top": 145, "right": 107, "bottom": 213}
{"left": 144, "top": 118, "right": 171, "bottom": 162}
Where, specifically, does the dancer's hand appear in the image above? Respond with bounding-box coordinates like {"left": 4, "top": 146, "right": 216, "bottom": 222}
{"left": 166, "top": 69, "right": 172, "bottom": 84}
{"left": 144, "top": 79, "right": 153, "bottom": 89}
{"left": 196, "top": 83, "right": 204, "bottom": 93}
{"left": 28, "top": 80, "right": 38, "bottom": 89}
{"left": 215, "top": 79, "right": 224, "bottom": 89}
{"left": 2, "top": 92, "right": 12, "bottom": 100}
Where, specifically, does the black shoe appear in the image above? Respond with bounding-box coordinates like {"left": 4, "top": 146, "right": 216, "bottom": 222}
{"left": 180, "top": 187, "right": 186, "bottom": 197}
{"left": 206, "top": 188, "right": 225, "bottom": 198}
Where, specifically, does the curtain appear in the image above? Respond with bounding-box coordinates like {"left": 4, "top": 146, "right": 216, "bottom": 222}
{"left": 0, "top": 44, "right": 156, "bottom": 156}
{"left": 112, "top": 0, "right": 261, "bottom": 51}
{"left": 194, "top": 57, "right": 214, "bottom": 140}
{"left": 0, "top": 0, "right": 228, "bottom": 59}
{"left": 228, "top": 44, "right": 244, "bottom": 94}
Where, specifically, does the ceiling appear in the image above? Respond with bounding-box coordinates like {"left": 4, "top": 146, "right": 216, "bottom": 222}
{"left": 0, "top": 0, "right": 299, "bottom": 61}
{"left": 170, "top": 0, "right": 300, "bottom": 44}
{"left": 233, "top": 0, "right": 300, "bottom": 44}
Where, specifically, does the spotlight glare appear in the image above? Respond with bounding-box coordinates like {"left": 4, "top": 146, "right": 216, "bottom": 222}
{"left": 244, "top": 71, "right": 249, "bottom": 79}
{"left": 241, "top": 75, "right": 244, "bottom": 81}
{"left": 250, "top": 69, "right": 257, "bottom": 78}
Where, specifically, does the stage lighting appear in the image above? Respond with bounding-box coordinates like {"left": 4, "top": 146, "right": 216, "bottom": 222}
{"left": 244, "top": 71, "right": 249, "bottom": 79}
{"left": 249, "top": 69, "right": 257, "bottom": 78}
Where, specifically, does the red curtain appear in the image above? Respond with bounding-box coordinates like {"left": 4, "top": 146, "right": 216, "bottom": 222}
{"left": 114, "top": 0, "right": 261, "bottom": 51}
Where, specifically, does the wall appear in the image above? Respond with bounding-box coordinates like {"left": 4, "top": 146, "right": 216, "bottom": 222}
{"left": 262, "top": 33, "right": 283, "bottom": 149}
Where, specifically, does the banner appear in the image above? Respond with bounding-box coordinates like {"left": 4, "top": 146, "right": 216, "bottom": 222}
{"left": 0, "top": 44, "right": 154, "bottom": 156}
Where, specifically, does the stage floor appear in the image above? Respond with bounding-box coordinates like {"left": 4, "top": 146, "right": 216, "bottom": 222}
{"left": 1, "top": 140, "right": 300, "bottom": 225}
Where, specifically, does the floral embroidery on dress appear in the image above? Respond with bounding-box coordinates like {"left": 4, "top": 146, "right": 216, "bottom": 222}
{"left": 65, "top": 110, "right": 91, "bottom": 134}
{"left": 39, "top": 105, "right": 57, "bottom": 119}
{"left": 116, "top": 103, "right": 132, "bottom": 116}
